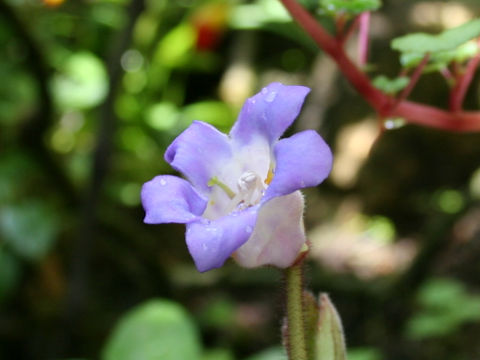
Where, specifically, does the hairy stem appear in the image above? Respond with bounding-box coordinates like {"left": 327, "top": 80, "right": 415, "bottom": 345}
{"left": 285, "top": 261, "right": 308, "bottom": 360}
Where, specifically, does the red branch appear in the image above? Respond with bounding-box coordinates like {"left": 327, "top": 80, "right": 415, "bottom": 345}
{"left": 391, "top": 53, "right": 430, "bottom": 111}
{"left": 449, "top": 40, "right": 480, "bottom": 112}
{"left": 279, "top": 0, "right": 480, "bottom": 132}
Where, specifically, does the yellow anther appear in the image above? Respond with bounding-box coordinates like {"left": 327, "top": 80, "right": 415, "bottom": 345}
{"left": 264, "top": 168, "right": 274, "bottom": 185}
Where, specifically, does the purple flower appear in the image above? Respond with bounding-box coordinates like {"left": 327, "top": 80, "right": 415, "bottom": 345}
{"left": 142, "top": 82, "right": 332, "bottom": 272}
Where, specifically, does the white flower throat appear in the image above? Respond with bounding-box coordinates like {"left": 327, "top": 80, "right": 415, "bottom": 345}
{"left": 204, "top": 168, "right": 273, "bottom": 220}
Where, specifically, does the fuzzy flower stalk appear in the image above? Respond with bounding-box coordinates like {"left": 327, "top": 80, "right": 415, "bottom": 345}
{"left": 141, "top": 82, "right": 332, "bottom": 272}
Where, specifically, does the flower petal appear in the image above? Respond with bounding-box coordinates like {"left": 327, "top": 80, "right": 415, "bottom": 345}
{"left": 264, "top": 130, "right": 332, "bottom": 202}
{"left": 230, "top": 82, "right": 310, "bottom": 145}
{"left": 186, "top": 207, "right": 258, "bottom": 272}
{"left": 165, "top": 121, "right": 232, "bottom": 194}
{"left": 234, "top": 191, "right": 306, "bottom": 268}
{"left": 142, "top": 175, "right": 207, "bottom": 224}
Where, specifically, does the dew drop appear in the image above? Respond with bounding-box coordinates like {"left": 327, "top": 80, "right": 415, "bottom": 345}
{"left": 265, "top": 91, "right": 277, "bottom": 102}
{"left": 261, "top": 87, "right": 268, "bottom": 94}
{"left": 160, "top": 178, "right": 167, "bottom": 186}
{"left": 245, "top": 225, "right": 253, "bottom": 234}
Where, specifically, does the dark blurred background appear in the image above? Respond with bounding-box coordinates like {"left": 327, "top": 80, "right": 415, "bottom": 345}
{"left": 1, "top": 0, "right": 480, "bottom": 359}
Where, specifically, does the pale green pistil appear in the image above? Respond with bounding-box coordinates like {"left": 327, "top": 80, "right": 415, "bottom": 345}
{"left": 208, "top": 176, "right": 236, "bottom": 199}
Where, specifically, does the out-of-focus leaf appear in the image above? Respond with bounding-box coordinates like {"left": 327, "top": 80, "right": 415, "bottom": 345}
{"left": 51, "top": 52, "right": 109, "bottom": 110}
{"left": 197, "top": 298, "right": 235, "bottom": 329}
{"left": 146, "top": 102, "right": 179, "bottom": 130}
{"left": 243, "top": 347, "right": 287, "bottom": 360}
{"left": 392, "top": 19, "right": 480, "bottom": 54}
{"left": 230, "top": 0, "right": 317, "bottom": 51}
{"left": 154, "top": 23, "right": 195, "bottom": 68}
{"left": 90, "top": 2, "right": 127, "bottom": 29}
{"left": 0, "top": 201, "right": 60, "bottom": 261}
{"left": 182, "top": 101, "right": 234, "bottom": 130}
{"left": 372, "top": 75, "right": 409, "bottom": 95}
{"left": 0, "top": 247, "right": 21, "bottom": 302}
{"left": 230, "top": 0, "right": 291, "bottom": 29}
{"left": 102, "top": 299, "right": 202, "bottom": 360}
{"left": 400, "top": 42, "right": 479, "bottom": 70}
{"left": 319, "top": 0, "right": 381, "bottom": 16}
{"left": 406, "top": 278, "right": 480, "bottom": 339}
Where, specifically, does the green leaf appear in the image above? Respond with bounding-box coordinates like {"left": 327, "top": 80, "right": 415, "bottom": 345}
{"left": 400, "top": 41, "right": 479, "bottom": 70}
{"left": 0, "top": 201, "right": 60, "bottom": 261}
{"left": 230, "top": 0, "right": 318, "bottom": 51}
{"left": 102, "top": 299, "right": 202, "bottom": 360}
{"left": 314, "top": 294, "right": 347, "bottom": 360}
{"left": 145, "top": 102, "right": 179, "bottom": 131}
{"left": 230, "top": 0, "right": 291, "bottom": 29}
{"left": 51, "top": 52, "right": 109, "bottom": 110}
{"left": 372, "top": 75, "right": 409, "bottom": 95}
{"left": 392, "top": 19, "right": 480, "bottom": 54}
{"left": 182, "top": 101, "right": 235, "bottom": 131}
{"left": 154, "top": 23, "right": 195, "bottom": 68}
{"left": 319, "top": 0, "right": 381, "bottom": 16}
{"left": 406, "top": 278, "right": 480, "bottom": 339}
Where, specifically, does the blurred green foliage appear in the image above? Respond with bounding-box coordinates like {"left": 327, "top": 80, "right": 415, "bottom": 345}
{"left": 1, "top": 0, "right": 480, "bottom": 359}
{"left": 392, "top": 19, "right": 480, "bottom": 54}
{"left": 102, "top": 300, "right": 202, "bottom": 360}
{"left": 406, "top": 278, "right": 480, "bottom": 339}
{"left": 319, "top": 0, "right": 381, "bottom": 16}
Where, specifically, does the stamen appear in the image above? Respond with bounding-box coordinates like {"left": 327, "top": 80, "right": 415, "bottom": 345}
{"left": 208, "top": 176, "right": 236, "bottom": 199}
{"left": 235, "top": 171, "right": 264, "bottom": 209}
{"left": 265, "top": 168, "right": 274, "bottom": 185}
{"left": 264, "top": 162, "right": 275, "bottom": 185}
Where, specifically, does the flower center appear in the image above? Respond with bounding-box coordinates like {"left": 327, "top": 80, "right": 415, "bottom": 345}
{"left": 233, "top": 171, "right": 265, "bottom": 209}
{"left": 204, "top": 169, "right": 273, "bottom": 220}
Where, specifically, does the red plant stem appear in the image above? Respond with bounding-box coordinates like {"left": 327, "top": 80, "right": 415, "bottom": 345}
{"left": 357, "top": 12, "right": 370, "bottom": 67}
{"left": 279, "top": 0, "right": 387, "bottom": 108}
{"left": 440, "top": 67, "right": 454, "bottom": 82}
{"left": 392, "top": 53, "right": 430, "bottom": 109}
{"left": 449, "top": 42, "right": 480, "bottom": 112}
{"left": 278, "top": 0, "right": 480, "bottom": 132}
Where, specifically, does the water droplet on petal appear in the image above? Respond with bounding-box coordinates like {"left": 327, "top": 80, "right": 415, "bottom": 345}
{"left": 160, "top": 178, "right": 167, "bottom": 186}
{"left": 245, "top": 225, "right": 252, "bottom": 234}
{"left": 265, "top": 91, "right": 277, "bottom": 102}
{"left": 261, "top": 87, "right": 268, "bottom": 94}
